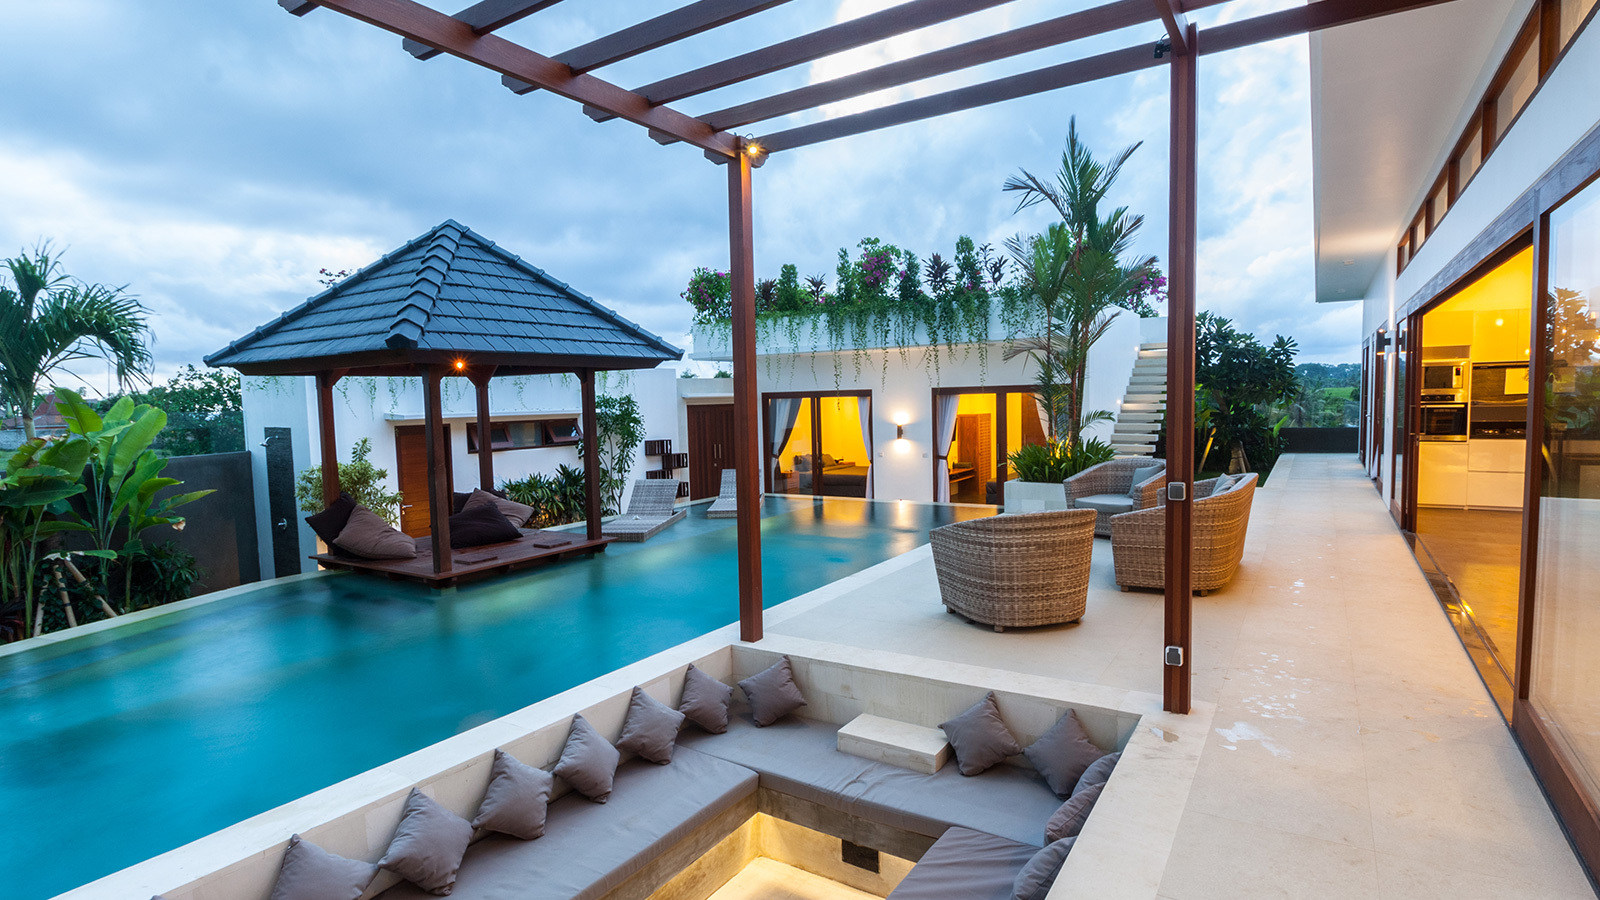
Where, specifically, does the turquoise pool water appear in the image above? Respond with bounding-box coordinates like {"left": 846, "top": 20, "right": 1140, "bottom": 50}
{"left": 2, "top": 496, "right": 988, "bottom": 900}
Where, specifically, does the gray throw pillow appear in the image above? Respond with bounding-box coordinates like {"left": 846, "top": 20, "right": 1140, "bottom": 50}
{"left": 1211, "top": 472, "right": 1234, "bottom": 495}
{"left": 1127, "top": 465, "right": 1163, "bottom": 499}
{"left": 1073, "top": 750, "right": 1121, "bottom": 795}
{"left": 1044, "top": 781, "right": 1105, "bottom": 843}
{"left": 940, "top": 691, "right": 1023, "bottom": 776}
{"left": 472, "top": 748, "right": 553, "bottom": 840}
{"left": 333, "top": 506, "right": 417, "bottom": 560}
{"left": 463, "top": 488, "right": 536, "bottom": 528}
{"left": 269, "top": 834, "right": 377, "bottom": 900}
{"left": 617, "top": 686, "right": 687, "bottom": 764}
{"left": 679, "top": 664, "right": 734, "bottom": 734}
{"left": 738, "top": 656, "right": 808, "bottom": 727}
{"left": 1024, "top": 709, "right": 1108, "bottom": 796}
{"left": 378, "top": 788, "right": 474, "bottom": 895}
{"left": 554, "top": 714, "right": 621, "bottom": 802}
{"left": 1012, "top": 836, "right": 1077, "bottom": 900}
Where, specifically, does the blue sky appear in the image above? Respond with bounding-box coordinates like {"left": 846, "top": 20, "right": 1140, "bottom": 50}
{"left": 0, "top": 0, "right": 1361, "bottom": 390}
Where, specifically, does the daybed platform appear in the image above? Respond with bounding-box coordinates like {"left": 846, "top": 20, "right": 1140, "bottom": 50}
{"left": 312, "top": 529, "right": 612, "bottom": 587}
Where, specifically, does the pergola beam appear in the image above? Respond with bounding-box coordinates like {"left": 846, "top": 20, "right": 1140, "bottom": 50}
{"left": 403, "top": 0, "right": 564, "bottom": 59}
{"left": 699, "top": 0, "right": 1156, "bottom": 133}
{"left": 1153, "top": 0, "right": 1190, "bottom": 55}
{"left": 1201, "top": 0, "right": 1460, "bottom": 53}
{"left": 302, "top": 0, "right": 740, "bottom": 158}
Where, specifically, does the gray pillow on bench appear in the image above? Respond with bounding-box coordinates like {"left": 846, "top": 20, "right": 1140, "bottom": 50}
{"left": 941, "top": 691, "right": 1023, "bottom": 776}
{"left": 269, "top": 834, "right": 376, "bottom": 900}
{"left": 679, "top": 664, "right": 734, "bottom": 733}
{"left": 472, "top": 749, "right": 553, "bottom": 840}
{"left": 554, "top": 714, "right": 621, "bottom": 802}
{"left": 1044, "top": 780, "right": 1104, "bottom": 843}
{"left": 1073, "top": 750, "right": 1120, "bottom": 795}
{"left": 1012, "top": 836, "right": 1077, "bottom": 900}
{"left": 379, "top": 789, "right": 474, "bottom": 896}
{"left": 738, "top": 656, "right": 808, "bottom": 727}
{"left": 617, "top": 686, "right": 687, "bottom": 764}
{"left": 1023, "top": 710, "right": 1107, "bottom": 797}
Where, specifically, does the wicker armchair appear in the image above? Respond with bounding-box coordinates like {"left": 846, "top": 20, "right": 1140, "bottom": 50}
{"left": 1110, "top": 474, "right": 1258, "bottom": 595}
{"left": 1062, "top": 458, "right": 1167, "bottom": 537}
{"left": 929, "top": 508, "right": 1097, "bottom": 632}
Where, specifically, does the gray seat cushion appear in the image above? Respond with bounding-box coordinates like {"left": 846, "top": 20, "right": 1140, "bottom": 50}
{"left": 885, "top": 826, "right": 1038, "bottom": 900}
{"left": 678, "top": 716, "right": 1060, "bottom": 847}
{"left": 1073, "top": 494, "right": 1135, "bottom": 514}
{"left": 377, "top": 747, "right": 756, "bottom": 900}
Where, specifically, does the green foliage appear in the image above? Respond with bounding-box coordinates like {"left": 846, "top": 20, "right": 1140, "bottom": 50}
{"left": 295, "top": 438, "right": 405, "bottom": 524}
{"left": 106, "top": 365, "right": 244, "bottom": 455}
{"left": 682, "top": 267, "right": 732, "bottom": 325}
{"left": 0, "top": 434, "right": 93, "bottom": 638}
{"left": 577, "top": 394, "right": 646, "bottom": 517}
{"left": 1007, "top": 438, "right": 1118, "bottom": 482}
{"left": 500, "top": 464, "right": 587, "bottom": 528}
{"left": 1190, "top": 312, "right": 1300, "bottom": 473}
{"left": 773, "top": 265, "right": 809, "bottom": 314}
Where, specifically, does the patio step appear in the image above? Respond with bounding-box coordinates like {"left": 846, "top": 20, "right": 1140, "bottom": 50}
{"left": 1111, "top": 432, "right": 1157, "bottom": 444}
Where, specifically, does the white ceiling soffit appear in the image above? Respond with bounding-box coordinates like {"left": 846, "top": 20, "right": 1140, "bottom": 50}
{"left": 1309, "top": 0, "right": 1520, "bottom": 303}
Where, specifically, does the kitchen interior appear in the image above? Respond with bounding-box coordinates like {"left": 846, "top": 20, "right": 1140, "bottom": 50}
{"left": 1415, "top": 247, "right": 1532, "bottom": 684}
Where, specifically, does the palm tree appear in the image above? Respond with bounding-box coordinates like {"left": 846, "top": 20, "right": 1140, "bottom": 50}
{"left": 0, "top": 246, "right": 153, "bottom": 438}
{"left": 1003, "top": 118, "right": 1158, "bottom": 449}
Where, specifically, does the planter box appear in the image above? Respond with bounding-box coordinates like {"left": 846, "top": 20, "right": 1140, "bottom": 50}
{"left": 1002, "top": 481, "right": 1068, "bottom": 513}
{"left": 691, "top": 309, "right": 1016, "bottom": 361}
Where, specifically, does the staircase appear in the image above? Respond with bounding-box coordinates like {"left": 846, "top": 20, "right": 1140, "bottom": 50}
{"left": 1109, "top": 342, "right": 1167, "bottom": 456}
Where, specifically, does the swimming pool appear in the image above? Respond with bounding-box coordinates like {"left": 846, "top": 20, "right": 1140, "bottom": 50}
{"left": 2, "top": 496, "right": 988, "bottom": 900}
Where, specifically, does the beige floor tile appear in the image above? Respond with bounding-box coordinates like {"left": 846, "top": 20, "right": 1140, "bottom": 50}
{"left": 1157, "top": 810, "right": 1380, "bottom": 900}
{"left": 1376, "top": 850, "right": 1596, "bottom": 900}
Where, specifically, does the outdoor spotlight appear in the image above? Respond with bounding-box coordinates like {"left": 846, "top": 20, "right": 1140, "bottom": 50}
{"left": 897, "top": 424, "right": 906, "bottom": 440}
{"left": 1154, "top": 37, "right": 1172, "bottom": 59}
{"left": 455, "top": 359, "right": 466, "bottom": 370}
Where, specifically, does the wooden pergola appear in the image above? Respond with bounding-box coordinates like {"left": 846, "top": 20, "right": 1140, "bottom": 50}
{"left": 276, "top": 0, "right": 1460, "bottom": 712}
{"left": 207, "top": 219, "right": 681, "bottom": 583}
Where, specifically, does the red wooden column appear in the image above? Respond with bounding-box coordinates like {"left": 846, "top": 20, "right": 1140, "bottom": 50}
{"left": 579, "top": 369, "right": 603, "bottom": 542}
{"left": 1163, "top": 22, "right": 1199, "bottom": 715}
{"left": 729, "top": 142, "right": 764, "bottom": 642}
{"left": 471, "top": 366, "right": 499, "bottom": 492}
{"left": 316, "top": 371, "right": 343, "bottom": 507}
{"left": 423, "top": 365, "right": 453, "bottom": 575}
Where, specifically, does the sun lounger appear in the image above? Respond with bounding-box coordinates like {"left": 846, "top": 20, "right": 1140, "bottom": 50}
{"left": 601, "top": 480, "right": 685, "bottom": 542}
{"left": 705, "top": 470, "right": 740, "bottom": 518}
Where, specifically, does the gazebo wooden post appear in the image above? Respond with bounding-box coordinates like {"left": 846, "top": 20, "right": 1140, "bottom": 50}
{"left": 315, "top": 371, "right": 344, "bottom": 507}
{"left": 471, "top": 366, "right": 499, "bottom": 492}
{"left": 728, "top": 143, "right": 763, "bottom": 643}
{"left": 423, "top": 365, "right": 453, "bottom": 575}
{"left": 1163, "top": 22, "right": 1199, "bottom": 715}
{"left": 579, "top": 369, "right": 603, "bottom": 542}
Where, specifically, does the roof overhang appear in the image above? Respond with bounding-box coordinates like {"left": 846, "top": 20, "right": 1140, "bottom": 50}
{"left": 1310, "top": 0, "right": 1522, "bottom": 303}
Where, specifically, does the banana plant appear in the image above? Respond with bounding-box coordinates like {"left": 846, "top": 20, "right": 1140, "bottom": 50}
{"left": 54, "top": 388, "right": 211, "bottom": 609}
{"left": 0, "top": 436, "right": 92, "bottom": 638}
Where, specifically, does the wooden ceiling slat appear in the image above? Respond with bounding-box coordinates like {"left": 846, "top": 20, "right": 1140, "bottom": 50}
{"left": 1201, "top": 0, "right": 1459, "bottom": 53}
{"left": 403, "top": 0, "right": 565, "bottom": 60}
{"left": 306, "top": 0, "right": 739, "bottom": 158}
{"left": 698, "top": 0, "right": 1155, "bottom": 133}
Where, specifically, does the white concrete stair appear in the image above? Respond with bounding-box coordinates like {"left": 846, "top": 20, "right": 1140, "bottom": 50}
{"left": 1112, "top": 343, "right": 1167, "bottom": 456}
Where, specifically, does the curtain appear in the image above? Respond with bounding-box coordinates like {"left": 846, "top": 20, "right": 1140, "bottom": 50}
{"left": 1035, "top": 393, "right": 1051, "bottom": 443}
{"left": 768, "top": 398, "right": 801, "bottom": 488}
{"left": 934, "top": 393, "right": 961, "bottom": 502}
{"left": 857, "top": 397, "right": 874, "bottom": 499}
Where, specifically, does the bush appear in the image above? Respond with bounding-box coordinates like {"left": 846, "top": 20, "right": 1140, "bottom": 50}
{"left": 501, "top": 465, "right": 587, "bottom": 528}
{"left": 296, "top": 438, "right": 405, "bottom": 523}
{"left": 1008, "top": 438, "right": 1117, "bottom": 482}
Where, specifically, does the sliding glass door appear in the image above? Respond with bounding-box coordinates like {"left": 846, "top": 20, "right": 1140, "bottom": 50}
{"left": 931, "top": 386, "right": 1049, "bottom": 504}
{"left": 763, "top": 391, "right": 873, "bottom": 498}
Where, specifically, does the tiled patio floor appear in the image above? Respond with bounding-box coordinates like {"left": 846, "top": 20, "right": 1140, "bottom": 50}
{"left": 771, "top": 454, "right": 1596, "bottom": 899}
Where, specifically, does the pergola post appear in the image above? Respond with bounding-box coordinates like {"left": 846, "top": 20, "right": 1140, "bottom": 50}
{"left": 423, "top": 365, "right": 454, "bottom": 575}
{"left": 316, "top": 371, "right": 343, "bottom": 507}
{"left": 728, "top": 143, "right": 763, "bottom": 643}
{"left": 471, "top": 367, "right": 499, "bottom": 492}
{"left": 1163, "top": 22, "right": 1199, "bottom": 715}
{"left": 579, "top": 369, "right": 603, "bottom": 542}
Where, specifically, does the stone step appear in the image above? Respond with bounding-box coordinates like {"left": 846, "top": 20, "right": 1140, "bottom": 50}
{"left": 1121, "top": 402, "right": 1166, "bottom": 412}
{"left": 1111, "top": 434, "right": 1157, "bottom": 445}
{"left": 1140, "top": 342, "right": 1168, "bottom": 350}
{"left": 1128, "top": 374, "right": 1166, "bottom": 384}
{"left": 1134, "top": 358, "right": 1167, "bottom": 369}
{"left": 1112, "top": 445, "right": 1155, "bottom": 455}
{"left": 1117, "top": 413, "right": 1163, "bottom": 423}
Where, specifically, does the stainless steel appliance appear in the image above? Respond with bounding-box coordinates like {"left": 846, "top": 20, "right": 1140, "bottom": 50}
{"left": 1419, "top": 403, "right": 1468, "bottom": 441}
{"left": 1421, "top": 360, "right": 1466, "bottom": 403}
{"left": 1469, "top": 361, "right": 1530, "bottom": 439}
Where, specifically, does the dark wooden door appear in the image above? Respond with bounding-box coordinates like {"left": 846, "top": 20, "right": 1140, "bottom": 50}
{"left": 396, "top": 424, "right": 451, "bottom": 537}
{"left": 687, "top": 404, "right": 736, "bottom": 500}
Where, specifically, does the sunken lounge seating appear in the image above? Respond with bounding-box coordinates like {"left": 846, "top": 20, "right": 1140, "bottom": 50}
{"left": 1111, "top": 472, "right": 1258, "bottom": 595}
{"left": 928, "top": 509, "right": 1098, "bottom": 631}
{"left": 1062, "top": 457, "right": 1168, "bottom": 537}
{"left": 602, "top": 479, "right": 686, "bottom": 541}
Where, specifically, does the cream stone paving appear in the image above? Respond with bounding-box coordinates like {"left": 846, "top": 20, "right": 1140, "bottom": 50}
{"left": 772, "top": 454, "right": 1597, "bottom": 899}
{"left": 705, "top": 857, "right": 881, "bottom": 900}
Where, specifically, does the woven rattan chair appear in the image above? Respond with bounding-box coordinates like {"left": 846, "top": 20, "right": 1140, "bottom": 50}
{"left": 1110, "top": 473, "right": 1258, "bottom": 595}
{"left": 1062, "top": 457, "right": 1167, "bottom": 537}
{"left": 705, "top": 470, "right": 740, "bottom": 518}
{"left": 601, "top": 480, "right": 686, "bottom": 542}
{"left": 929, "top": 508, "right": 1098, "bottom": 632}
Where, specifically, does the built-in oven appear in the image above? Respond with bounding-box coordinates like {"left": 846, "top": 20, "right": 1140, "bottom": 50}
{"left": 1419, "top": 403, "right": 1468, "bottom": 441}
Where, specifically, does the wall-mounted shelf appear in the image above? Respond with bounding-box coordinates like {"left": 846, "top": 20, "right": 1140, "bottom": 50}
{"left": 644, "top": 440, "right": 691, "bottom": 497}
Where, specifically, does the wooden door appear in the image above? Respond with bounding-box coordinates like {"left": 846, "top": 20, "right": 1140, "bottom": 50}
{"left": 688, "top": 404, "right": 736, "bottom": 500}
{"left": 395, "top": 424, "right": 451, "bottom": 537}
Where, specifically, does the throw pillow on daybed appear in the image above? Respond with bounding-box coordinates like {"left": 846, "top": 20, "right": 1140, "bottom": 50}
{"left": 617, "top": 686, "right": 687, "bottom": 764}
{"left": 453, "top": 488, "right": 506, "bottom": 515}
{"left": 554, "top": 714, "right": 621, "bottom": 802}
{"left": 1012, "top": 836, "right": 1077, "bottom": 900}
{"left": 448, "top": 502, "right": 520, "bottom": 549}
{"left": 462, "top": 488, "right": 536, "bottom": 528}
{"left": 1023, "top": 709, "right": 1108, "bottom": 797}
{"left": 305, "top": 492, "right": 358, "bottom": 545}
{"left": 940, "top": 691, "right": 1023, "bottom": 776}
{"left": 1044, "top": 781, "right": 1105, "bottom": 843}
{"left": 738, "top": 656, "right": 808, "bottom": 727}
{"left": 473, "top": 748, "right": 554, "bottom": 840}
{"left": 378, "top": 788, "right": 474, "bottom": 896}
{"left": 268, "top": 834, "right": 377, "bottom": 900}
{"left": 333, "top": 506, "right": 417, "bottom": 560}
{"left": 679, "top": 664, "right": 734, "bottom": 733}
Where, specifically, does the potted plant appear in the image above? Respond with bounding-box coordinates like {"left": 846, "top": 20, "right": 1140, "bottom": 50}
{"left": 1003, "top": 442, "right": 1072, "bottom": 512}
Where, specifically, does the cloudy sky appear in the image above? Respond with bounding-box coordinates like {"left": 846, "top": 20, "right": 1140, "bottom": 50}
{"left": 0, "top": 0, "right": 1361, "bottom": 390}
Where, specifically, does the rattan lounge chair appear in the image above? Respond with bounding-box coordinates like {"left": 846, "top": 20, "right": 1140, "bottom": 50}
{"left": 1110, "top": 473, "right": 1258, "bottom": 594}
{"left": 1062, "top": 457, "right": 1167, "bottom": 537}
{"left": 705, "top": 470, "right": 740, "bottom": 518}
{"left": 928, "top": 508, "right": 1098, "bottom": 632}
{"left": 601, "top": 480, "right": 686, "bottom": 542}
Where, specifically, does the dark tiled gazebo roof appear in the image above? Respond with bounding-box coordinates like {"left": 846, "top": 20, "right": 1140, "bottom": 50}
{"left": 205, "top": 219, "right": 680, "bottom": 376}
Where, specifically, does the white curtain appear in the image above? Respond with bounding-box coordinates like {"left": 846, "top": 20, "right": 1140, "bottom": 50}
{"left": 1034, "top": 393, "right": 1051, "bottom": 441}
{"left": 934, "top": 393, "right": 961, "bottom": 502}
{"left": 857, "top": 397, "right": 874, "bottom": 499}
{"left": 768, "top": 398, "right": 801, "bottom": 488}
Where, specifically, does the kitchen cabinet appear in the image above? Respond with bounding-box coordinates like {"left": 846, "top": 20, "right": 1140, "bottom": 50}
{"left": 1418, "top": 441, "right": 1469, "bottom": 507}
{"left": 1465, "top": 438, "right": 1526, "bottom": 509}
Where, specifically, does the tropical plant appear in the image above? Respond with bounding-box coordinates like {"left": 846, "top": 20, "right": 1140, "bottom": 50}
{"left": 804, "top": 275, "right": 828, "bottom": 302}
{"left": 104, "top": 364, "right": 244, "bottom": 455}
{"left": 1007, "top": 437, "right": 1118, "bottom": 482}
{"left": 578, "top": 394, "right": 646, "bottom": 516}
{"left": 682, "top": 267, "right": 732, "bottom": 325}
{"left": 0, "top": 435, "right": 93, "bottom": 638}
{"left": 1191, "top": 312, "right": 1299, "bottom": 473}
{"left": 501, "top": 464, "right": 587, "bottom": 527}
{"left": 0, "top": 245, "right": 154, "bottom": 439}
{"left": 924, "top": 253, "right": 953, "bottom": 297}
{"left": 295, "top": 437, "right": 405, "bottom": 523}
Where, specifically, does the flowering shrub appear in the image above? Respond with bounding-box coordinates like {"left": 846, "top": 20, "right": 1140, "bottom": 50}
{"left": 682, "top": 267, "right": 731, "bottom": 324}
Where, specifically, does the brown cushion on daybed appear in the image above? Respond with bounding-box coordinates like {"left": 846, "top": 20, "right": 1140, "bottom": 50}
{"left": 462, "top": 488, "right": 535, "bottom": 528}
{"left": 305, "top": 492, "right": 357, "bottom": 545}
{"left": 334, "top": 506, "right": 418, "bottom": 560}
{"left": 883, "top": 826, "right": 1038, "bottom": 900}
{"left": 452, "top": 488, "right": 507, "bottom": 516}
{"left": 448, "top": 503, "right": 520, "bottom": 549}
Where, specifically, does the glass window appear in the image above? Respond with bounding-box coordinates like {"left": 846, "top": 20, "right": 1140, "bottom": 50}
{"left": 1560, "top": 0, "right": 1598, "bottom": 50}
{"left": 765, "top": 394, "right": 872, "bottom": 497}
{"left": 467, "top": 418, "right": 578, "bottom": 453}
{"left": 1532, "top": 177, "right": 1600, "bottom": 798}
{"left": 1430, "top": 181, "right": 1450, "bottom": 228}
{"left": 1456, "top": 127, "right": 1483, "bottom": 187}
{"left": 1494, "top": 40, "right": 1540, "bottom": 141}
{"left": 815, "top": 395, "right": 870, "bottom": 498}
{"left": 769, "top": 397, "right": 812, "bottom": 495}
{"left": 946, "top": 392, "right": 997, "bottom": 504}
